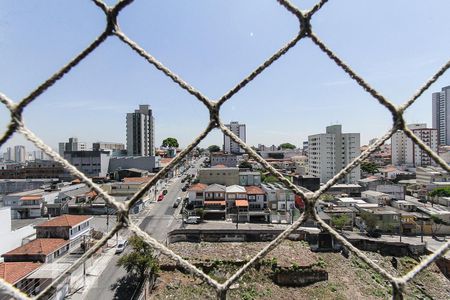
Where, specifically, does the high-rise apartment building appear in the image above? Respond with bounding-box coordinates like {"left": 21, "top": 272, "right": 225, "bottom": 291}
{"left": 223, "top": 121, "right": 246, "bottom": 154}
{"left": 126, "top": 105, "right": 155, "bottom": 156}
{"left": 391, "top": 123, "right": 437, "bottom": 167}
{"left": 432, "top": 86, "right": 450, "bottom": 145}
{"left": 308, "top": 125, "right": 360, "bottom": 184}
{"left": 58, "top": 137, "right": 87, "bottom": 156}
{"left": 14, "top": 145, "right": 26, "bottom": 163}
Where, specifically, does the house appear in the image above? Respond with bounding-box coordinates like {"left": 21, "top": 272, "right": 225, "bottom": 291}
{"left": 0, "top": 262, "right": 42, "bottom": 296}
{"left": 225, "top": 185, "right": 248, "bottom": 222}
{"left": 187, "top": 183, "right": 208, "bottom": 208}
{"left": 34, "top": 215, "right": 92, "bottom": 249}
{"left": 245, "top": 186, "right": 269, "bottom": 222}
{"left": 203, "top": 184, "right": 227, "bottom": 220}
{"left": 376, "top": 184, "right": 405, "bottom": 200}
{"left": 391, "top": 200, "right": 416, "bottom": 212}
{"left": 335, "top": 197, "right": 367, "bottom": 207}
{"left": 327, "top": 184, "right": 363, "bottom": 197}
{"left": 321, "top": 206, "right": 355, "bottom": 230}
{"left": 361, "top": 190, "right": 390, "bottom": 206}
{"left": 2, "top": 238, "right": 69, "bottom": 263}
{"left": 261, "top": 183, "right": 295, "bottom": 212}
{"left": 357, "top": 207, "right": 400, "bottom": 233}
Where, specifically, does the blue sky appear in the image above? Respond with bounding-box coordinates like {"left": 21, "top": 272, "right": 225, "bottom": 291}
{"left": 1, "top": 0, "right": 450, "bottom": 153}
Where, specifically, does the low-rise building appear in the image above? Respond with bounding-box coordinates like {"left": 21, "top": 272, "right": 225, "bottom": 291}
{"left": 210, "top": 152, "right": 237, "bottom": 168}
{"left": 239, "top": 172, "right": 261, "bottom": 186}
{"left": 245, "top": 186, "right": 269, "bottom": 222}
{"left": 187, "top": 183, "right": 208, "bottom": 208}
{"left": 391, "top": 200, "right": 416, "bottom": 212}
{"left": 335, "top": 197, "right": 367, "bottom": 207}
{"left": 376, "top": 184, "right": 405, "bottom": 200}
{"left": 198, "top": 166, "right": 239, "bottom": 186}
{"left": 64, "top": 150, "right": 111, "bottom": 178}
{"left": 0, "top": 207, "right": 35, "bottom": 256}
{"left": 2, "top": 238, "right": 69, "bottom": 263}
{"left": 0, "top": 262, "right": 42, "bottom": 297}
{"left": 361, "top": 190, "right": 390, "bottom": 205}
{"left": 35, "top": 215, "right": 92, "bottom": 248}
{"left": 225, "top": 185, "right": 248, "bottom": 222}
{"left": 261, "top": 183, "right": 295, "bottom": 212}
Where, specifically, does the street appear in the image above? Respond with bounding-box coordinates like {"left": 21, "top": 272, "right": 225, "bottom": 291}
{"left": 82, "top": 158, "right": 203, "bottom": 300}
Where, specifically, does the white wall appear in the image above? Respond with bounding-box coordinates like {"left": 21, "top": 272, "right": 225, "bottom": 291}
{"left": 0, "top": 207, "right": 36, "bottom": 256}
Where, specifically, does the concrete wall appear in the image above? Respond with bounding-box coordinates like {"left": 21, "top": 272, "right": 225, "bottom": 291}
{"left": 108, "top": 156, "right": 160, "bottom": 173}
{"left": 0, "top": 207, "right": 36, "bottom": 255}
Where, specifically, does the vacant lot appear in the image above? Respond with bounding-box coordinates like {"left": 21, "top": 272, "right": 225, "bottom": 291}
{"left": 151, "top": 241, "right": 450, "bottom": 300}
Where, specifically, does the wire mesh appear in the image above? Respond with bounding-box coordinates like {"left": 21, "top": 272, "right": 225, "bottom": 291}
{"left": 0, "top": 0, "right": 449, "bottom": 299}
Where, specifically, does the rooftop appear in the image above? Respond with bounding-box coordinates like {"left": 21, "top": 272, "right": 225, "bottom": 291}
{"left": 35, "top": 215, "right": 92, "bottom": 228}
{"left": 245, "top": 186, "right": 265, "bottom": 195}
{"left": 188, "top": 183, "right": 208, "bottom": 192}
{"left": 3, "top": 239, "right": 68, "bottom": 257}
{"left": 0, "top": 262, "right": 41, "bottom": 284}
{"left": 226, "top": 185, "right": 246, "bottom": 193}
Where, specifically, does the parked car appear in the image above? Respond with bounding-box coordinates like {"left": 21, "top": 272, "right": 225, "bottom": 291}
{"left": 181, "top": 186, "right": 187, "bottom": 192}
{"left": 115, "top": 240, "right": 128, "bottom": 254}
{"left": 184, "top": 216, "right": 201, "bottom": 224}
{"left": 163, "top": 189, "right": 168, "bottom": 195}
{"left": 158, "top": 194, "right": 164, "bottom": 201}
{"left": 366, "top": 229, "right": 382, "bottom": 238}
{"left": 173, "top": 197, "right": 182, "bottom": 208}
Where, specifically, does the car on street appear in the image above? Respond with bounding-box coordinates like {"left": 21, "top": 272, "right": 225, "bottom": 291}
{"left": 158, "top": 194, "right": 164, "bottom": 201}
{"left": 173, "top": 197, "right": 182, "bottom": 208}
{"left": 184, "top": 216, "right": 201, "bottom": 224}
{"left": 366, "top": 229, "right": 382, "bottom": 238}
{"left": 115, "top": 240, "right": 128, "bottom": 254}
{"left": 163, "top": 189, "right": 168, "bottom": 195}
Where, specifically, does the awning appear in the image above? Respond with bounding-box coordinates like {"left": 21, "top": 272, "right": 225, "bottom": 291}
{"left": 235, "top": 200, "right": 249, "bottom": 207}
{"left": 204, "top": 201, "right": 226, "bottom": 206}
{"left": 20, "top": 196, "right": 42, "bottom": 201}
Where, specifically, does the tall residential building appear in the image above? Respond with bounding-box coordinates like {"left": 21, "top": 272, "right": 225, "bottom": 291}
{"left": 391, "top": 123, "right": 437, "bottom": 167}
{"left": 223, "top": 121, "right": 246, "bottom": 154}
{"left": 308, "top": 125, "right": 360, "bottom": 184}
{"left": 432, "top": 85, "right": 450, "bottom": 145}
{"left": 58, "top": 137, "right": 87, "bottom": 156}
{"left": 14, "top": 145, "right": 26, "bottom": 163}
{"left": 126, "top": 105, "right": 155, "bottom": 156}
{"left": 4, "top": 147, "right": 13, "bottom": 162}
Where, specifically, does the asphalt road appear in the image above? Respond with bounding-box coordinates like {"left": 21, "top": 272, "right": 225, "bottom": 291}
{"left": 84, "top": 157, "right": 203, "bottom": 300}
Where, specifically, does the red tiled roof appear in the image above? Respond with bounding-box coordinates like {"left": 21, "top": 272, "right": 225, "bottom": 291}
{"left": 0, "top": 262, "right": 41, "bottom": 284}
{"left": 35, "top": 215, "right": 91, "bottom": 228}
{"left": 3, "top": 239, "right": 68, "bottom": 257}
{"left": 204, "top": 200, "right": 226, "bottom": 206}
{"left": 235, "top": 200, "right": 249, "bottom": 207}
{"left": 160, "top": 158, "right": 174, "bottom": 164}
{"left": 71, "top": 179, "right": 81, "bottom": 184}
{"left": 212, "top": 164, "right": 226, "bottom": 168}
{"left": 245, "top": 186, "right": 265, "bottom": 195}
{"left": 122, "top": 177, "right": 153, "bottom": 183}
{"left": 20, "top": 195, "right": 42, "bottom": 201}
{"left": 188, "top": 183, "right": 208, "bottom": 192}
{"left": 85, "top": 190, "right": 98, "bottom": 198}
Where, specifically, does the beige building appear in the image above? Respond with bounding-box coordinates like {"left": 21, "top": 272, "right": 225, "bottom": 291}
{"left": 198, "top": 166, "right": 239, "bottom": 186}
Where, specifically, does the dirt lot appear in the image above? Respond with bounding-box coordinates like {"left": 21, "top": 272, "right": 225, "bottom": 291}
{"left": 151, "top": 241, "right": 450, "bottom": 300}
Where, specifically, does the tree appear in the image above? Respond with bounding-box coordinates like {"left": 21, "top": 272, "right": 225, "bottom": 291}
{"left": 360, "top": 161, "right": 379, "bottom": 175}
{"left": 360, "top": 211, "right": 378, "bottom": 232}
{"left": 429, "top": 187, "right": 450, "bottom": 198}
{"left": 279, "top": 143, "right": 296, "bottom": 150}
{"left": 331, "top": 214, "right": 350, "bottom": 232}
{"left": 238, "top": 161, "right": 252, "bottom": 170}
{"left": 208, "top": 145, "right": 221, "bottom": 152}
{"left": 117, "top": 235, "right": 159, "bottom": 279}
{"left": 162, "top": 137, "right": 179, "bottom": 148}
{"left": 430, "top": 215, "right": 448, "bottom": 236}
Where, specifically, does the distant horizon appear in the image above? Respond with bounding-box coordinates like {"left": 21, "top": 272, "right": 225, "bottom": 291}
{"left": 2, "top": 1, "right": 450, "bottom": 156}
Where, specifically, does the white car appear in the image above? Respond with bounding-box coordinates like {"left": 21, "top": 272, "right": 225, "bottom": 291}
{"left": 184, "top": 216, "right": 201, "bottom": 224}
{"left": 115, "top": 240, "right": 128, "bottom": 254}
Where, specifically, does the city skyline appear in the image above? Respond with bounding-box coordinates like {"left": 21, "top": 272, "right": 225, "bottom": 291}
{"left": 1, "top": 1, "right": 450, "bottom": 153}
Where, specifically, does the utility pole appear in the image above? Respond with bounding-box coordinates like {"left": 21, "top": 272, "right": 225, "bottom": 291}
{"left": 399, "top": 213, "right": 402, "bottom": 243}
{"left": 236, "top": 204, "right": 239, "bottom": 230}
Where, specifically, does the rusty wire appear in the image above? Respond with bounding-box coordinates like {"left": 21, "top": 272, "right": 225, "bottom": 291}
{"left": 0, "top": 0, "right": 449, "bottom": 299}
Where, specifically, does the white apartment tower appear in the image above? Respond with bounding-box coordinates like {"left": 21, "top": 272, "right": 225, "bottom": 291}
{"left": 308, "top": 125, "right": 360, "bottom": 184}
{"left": 126, "top": 105, "right": 155, "bottom": 156}
{"left": 391, "top": 123, "right": 437, "bottom": 167}
{"left": 14, "top": 145, "right": 26, "bottom": 163}
{"left": 432, "top": 86, "right": 450, "bottom": 145}
{"left": 58, "top": 137, "right": 87, "bottom": 156}
{"left": 223, "top": 121, "right": 246, "bottom": 154}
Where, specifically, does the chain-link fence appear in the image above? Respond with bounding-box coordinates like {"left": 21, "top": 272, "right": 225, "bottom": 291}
{"left": 1, "top": 0, "right": 449, "bottom": 299}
